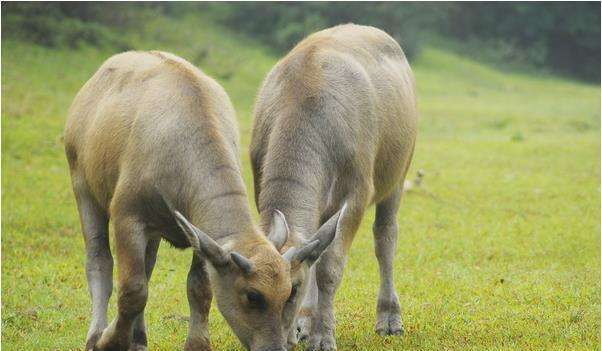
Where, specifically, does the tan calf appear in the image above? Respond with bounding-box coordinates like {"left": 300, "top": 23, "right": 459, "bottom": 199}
{"left": 65, "top": 51, "right": 340, "bottom": 351}
{"left": 251, "top": 24, "right": 418, "bottom": 350}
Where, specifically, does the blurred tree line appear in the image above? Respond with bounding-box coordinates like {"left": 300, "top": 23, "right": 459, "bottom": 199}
{"left": 1, "top": 2, "right": 155, "bottom": 50}
{"left": 208, "top": 2, "right": 600, "bottom": 81}
{"left": 2, "top": 2, "right": 600, "bottom": 82}
{"left": 204, "top": 2, "right": 443, "bottom": 62}
{"left": 445, "top": 2, "right": 600, "bottom": 81}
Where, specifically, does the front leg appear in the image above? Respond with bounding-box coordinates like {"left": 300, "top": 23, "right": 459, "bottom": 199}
{"left": 295, "top": 264, "right": 317, "bottom": 343}
{"left": 308, "top": 196, "right": 366, "bottom": 351}
{"left": 95, "top": 216, "right": 149, "bottom": 351}
{"left": 185, "top": 254, "right": 213, "bottom": 351}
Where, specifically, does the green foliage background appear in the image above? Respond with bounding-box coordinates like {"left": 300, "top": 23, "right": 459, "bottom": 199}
{"left": 3, "top": 2, "right": 599, "bottom": 81}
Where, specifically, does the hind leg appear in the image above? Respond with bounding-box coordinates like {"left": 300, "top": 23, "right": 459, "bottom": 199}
{"left": 72, "top": 179, "right": 113, "bottom": 351}
{"left": 373, "top": 185, "right": 403, "bottom": 336}
{"left": 130, "top": 237, "right": 160, "bottom": 351}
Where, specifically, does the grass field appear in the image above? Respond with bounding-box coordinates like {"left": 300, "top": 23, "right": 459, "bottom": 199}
{"left": 2, "top": 13, "right": 600, "bottom": 350}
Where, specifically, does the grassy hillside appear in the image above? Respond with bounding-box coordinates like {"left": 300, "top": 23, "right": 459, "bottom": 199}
{"left": 2, "top": 12, "right": 600, "bottom": 350}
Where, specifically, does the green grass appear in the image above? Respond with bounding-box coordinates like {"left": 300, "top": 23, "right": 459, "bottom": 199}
{"left": 2, "top": 11, "right": 600, "bottom": 351}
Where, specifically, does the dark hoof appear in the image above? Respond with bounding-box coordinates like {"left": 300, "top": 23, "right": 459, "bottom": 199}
{"left": 375, "top": 313, "right": 404, "bottom": 337}
{"left": 86, "top": 331, "right": 102, "bottom": 351}
{"left": 305, "top": 335, "right": 336, "bottom": 351}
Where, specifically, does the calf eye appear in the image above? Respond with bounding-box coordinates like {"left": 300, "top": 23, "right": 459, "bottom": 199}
{"left": 246, "top": 291, "right": 266, "bottom": 309}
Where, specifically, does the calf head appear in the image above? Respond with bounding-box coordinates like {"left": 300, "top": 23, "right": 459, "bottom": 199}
{"left": 173, "top": 207, "right": 343, "bottom": 351}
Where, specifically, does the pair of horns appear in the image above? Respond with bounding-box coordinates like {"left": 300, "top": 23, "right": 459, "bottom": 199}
{"left": 268, "top": 204, "right": 348, "bottom": 266}
{"left": 161, "top": 188, "right": 346, "bottom": 272}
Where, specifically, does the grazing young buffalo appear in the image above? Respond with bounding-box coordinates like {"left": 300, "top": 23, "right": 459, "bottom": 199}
{"left": 65, "top": 51, "right": 339, "bottom": 351}
{"left": 250, "top": 24, "right": 418, "bottom": 350}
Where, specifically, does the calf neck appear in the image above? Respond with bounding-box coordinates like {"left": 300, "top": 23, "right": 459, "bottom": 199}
{"left": 250, "top": 24, "right": 418, "bottom": 350}
{"left": 64, "top": 51, "right": 337, "bottom": 351}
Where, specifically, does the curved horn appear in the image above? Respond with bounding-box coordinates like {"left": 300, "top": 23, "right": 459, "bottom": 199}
{"left": 283, "top": 240, "right": 320, "bottom": 264}
{"left": 156, "top": 188, "right": 229, "bottom": 267}
{"left": 173, "top": 210, "right": 228, "bottom": 266}
{"left": 286, "top": 203, "right": 348, "bottom": 265}
{"left": 307, "top": 203, "right": 347, "bottom": 259}
{"left": 267, "top": 209, "right": 289, "bottom": 251}
{"left": 230, "top": 252, "right": 254, "bottom": 275}
{"left": 282, "top": 247, "right": 297, "bottom": 262}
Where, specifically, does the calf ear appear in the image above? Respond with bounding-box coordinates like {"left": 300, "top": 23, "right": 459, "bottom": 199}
{"left": 285, "top": 203, "right": 347, "bottom": 265}
{"left": 173, "top": 210, "right": 229, "bottom": 267}
{"left": 268, "top": 209, "right": 289, "bottom": 251}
